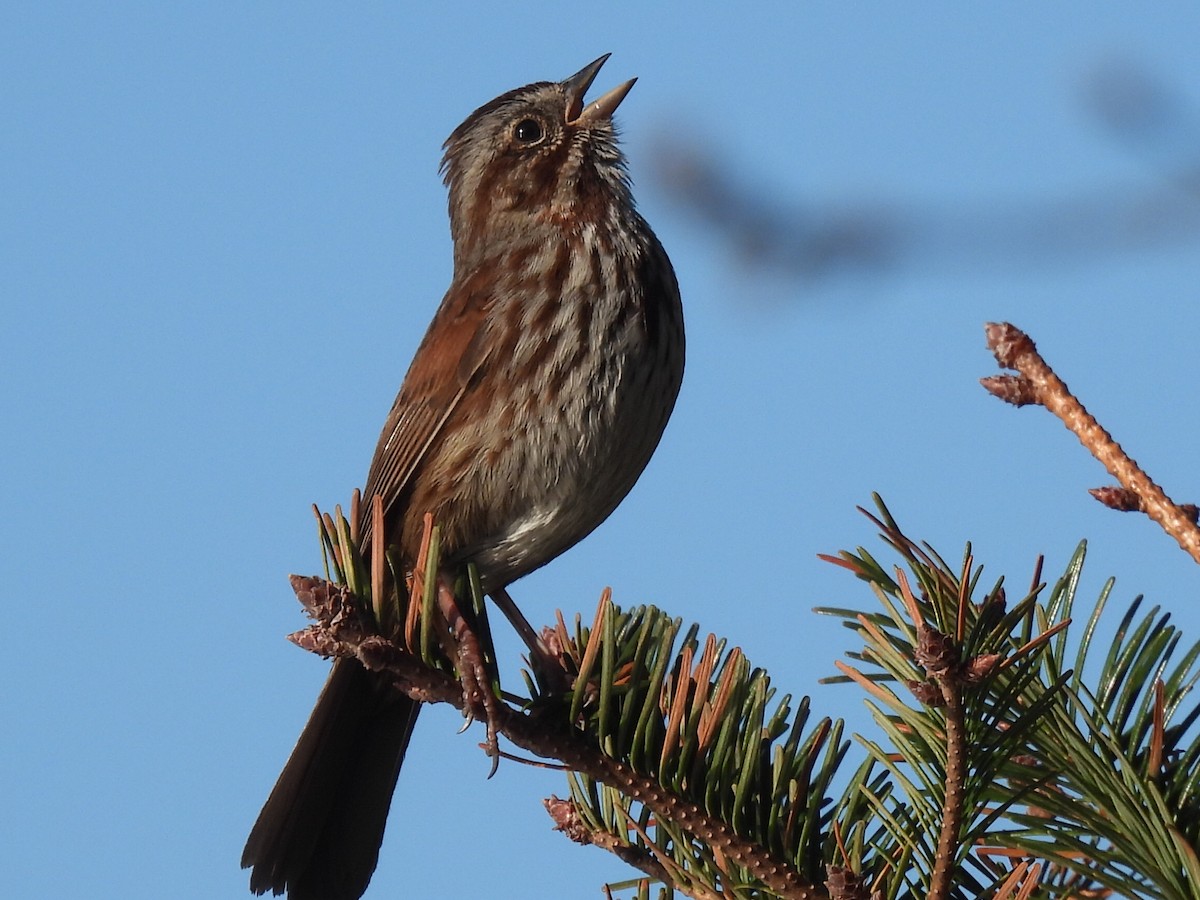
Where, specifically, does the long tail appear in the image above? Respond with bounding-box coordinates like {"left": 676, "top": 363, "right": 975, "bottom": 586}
{"left": 243, "top": 658, "right": 421, "bottom": 899}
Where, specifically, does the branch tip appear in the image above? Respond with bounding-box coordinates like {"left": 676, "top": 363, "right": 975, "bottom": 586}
{"left": 984, "top": 321, "right": 1034, "bottom": 369}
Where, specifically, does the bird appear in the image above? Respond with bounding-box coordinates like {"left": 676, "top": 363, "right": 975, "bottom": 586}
{"left": 242, "top": 54, "right": 685, "bottom": 899}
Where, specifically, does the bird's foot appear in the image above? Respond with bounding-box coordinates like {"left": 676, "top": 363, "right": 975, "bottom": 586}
{"left": 437, "top": 580, "right": 502, "bottom": 776}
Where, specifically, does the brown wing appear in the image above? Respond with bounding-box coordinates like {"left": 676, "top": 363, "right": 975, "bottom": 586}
{"left": 358, "top": 272, "right": 492, "bottom": 548}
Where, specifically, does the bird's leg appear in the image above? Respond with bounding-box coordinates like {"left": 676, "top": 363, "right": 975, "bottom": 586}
{"left": 488, "top": 586, "right": 546, "bottom": 658}
{"left": 489, "top": 586, "right": 570, "bottom": 695}
{"left": 435, "top": 575, "right": 501, "bottom": 774}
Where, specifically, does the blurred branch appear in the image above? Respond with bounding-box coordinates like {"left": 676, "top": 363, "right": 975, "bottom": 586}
{"left": 1084, "top": 59, "right": 1200, "bottom": 193}
{"left": 648, "top": 61, "right": 1200, "bottom": 286}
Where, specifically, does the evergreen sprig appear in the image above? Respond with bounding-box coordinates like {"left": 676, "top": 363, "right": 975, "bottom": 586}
{"left": 819, "top": 496, "right": 1200, "bottom": 900}
{"left": 286, "top": 496, "right": 1200, "bottom": 899}
{"left": 551, "top": 599, "right": 848, "bottom": 897}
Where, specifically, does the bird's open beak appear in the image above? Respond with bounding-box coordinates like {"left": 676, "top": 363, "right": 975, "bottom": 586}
{"left": 563, "top": 53, "right": 637, "bottom": 125}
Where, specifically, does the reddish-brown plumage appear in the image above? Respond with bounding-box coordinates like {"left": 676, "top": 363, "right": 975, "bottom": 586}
{"left": 244, "top": 55, "right": 684, "bottom": 899}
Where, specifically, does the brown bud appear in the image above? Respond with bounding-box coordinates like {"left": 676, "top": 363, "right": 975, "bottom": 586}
{"left": 544, "top": 795, "right": 592, "bottom": 844}
{"left": 980, "top": 374, "right": 1040, "bottom": 406}
{"left": 915, "top": 627, "right": 959, "bottom": 675}
{"left": 908, "top": 679, "right": 945, "bottom": 706}
{"left": 1089, "top": 485, "right": 1142, "bottom": 512}
{"left": 963, "top": 653, "right": 1002, "bottom": 684}
{"left": 984, "top": 321, "right": 1035, "bottom": 369}
{"left": 826, "top": 865, "right": 871, "bottom": 900}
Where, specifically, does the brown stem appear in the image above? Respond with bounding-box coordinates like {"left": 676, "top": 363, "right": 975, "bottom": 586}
{"left": 901, "top": 568, "right": 968, "bottom": 900}
{"left": 928, "top": 677, "right": 967, "bottom": 900}
{"left": 983, "top": 322, "right": 1200, "bottom": 565}
{"left": 544, "top": 795, "right": 674, "bottom": 884}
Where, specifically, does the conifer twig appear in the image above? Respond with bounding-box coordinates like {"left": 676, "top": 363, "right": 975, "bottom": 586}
{"left": 285, "top": 572, "right": 828, "bottom": 900}
{"left": 897, "top": 570, "right": 967, "bottom": 900}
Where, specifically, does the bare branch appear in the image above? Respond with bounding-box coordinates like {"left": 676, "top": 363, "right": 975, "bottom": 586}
{"left": 983, "top": 321, "right": 1200, "bottom": 564}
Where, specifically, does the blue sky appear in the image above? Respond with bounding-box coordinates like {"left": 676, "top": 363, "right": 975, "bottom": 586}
{"left": 6, "top": 4, "right": 1200, "bottom": 898}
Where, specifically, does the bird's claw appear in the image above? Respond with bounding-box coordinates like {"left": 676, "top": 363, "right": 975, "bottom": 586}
{"left": 454, "top": 632, "right": 501, "bottom": 775}
{"left": 438, "top": 580, "right": 502, "bottom": 774}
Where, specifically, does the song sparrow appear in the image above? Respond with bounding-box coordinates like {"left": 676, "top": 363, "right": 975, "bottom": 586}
{"left": 243, "top": 54, "right": 685, "bottom": 898}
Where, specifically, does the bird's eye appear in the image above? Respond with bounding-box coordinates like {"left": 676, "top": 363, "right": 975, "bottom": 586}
{"left": 513, "top": 118, "right": 544, "bottom": 144}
